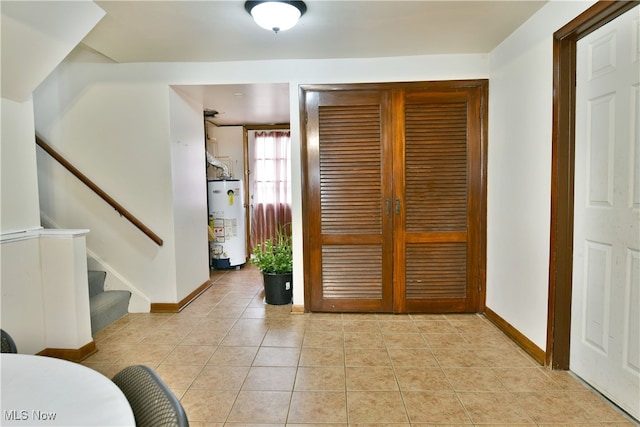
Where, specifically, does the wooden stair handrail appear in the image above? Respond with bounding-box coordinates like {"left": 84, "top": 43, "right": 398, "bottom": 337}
{"left": 36, "top": 136, "right": 164, "bottom": 246}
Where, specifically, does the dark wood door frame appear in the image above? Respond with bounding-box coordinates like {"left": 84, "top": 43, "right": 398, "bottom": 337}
{"left": 547, "top": 0, "right": 639, "bottom": 369}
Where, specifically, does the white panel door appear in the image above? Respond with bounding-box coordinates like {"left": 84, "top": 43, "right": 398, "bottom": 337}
{"left": 572, "top": 6, "right": 640, "bottom": 420}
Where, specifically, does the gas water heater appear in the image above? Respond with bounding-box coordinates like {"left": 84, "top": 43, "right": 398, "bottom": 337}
{"left": 207, "top": 179, "right": 246, "bottom": 269}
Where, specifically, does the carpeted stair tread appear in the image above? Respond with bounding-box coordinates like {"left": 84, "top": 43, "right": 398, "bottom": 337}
{"left": 88, "top": 269, "right": 130, "bottom": 334}
{"left": 88, "top": 270, "right": 107, "bottom": 298}
{"left": 90, "top": 290, "right": 131, "bottom": 334}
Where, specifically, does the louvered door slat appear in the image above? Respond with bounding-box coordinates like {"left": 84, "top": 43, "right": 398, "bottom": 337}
{"left": 320, "top": 104, "right": 382, "bottom": 235}
{"left": 318, "top": 103, "right": 384, "bottom": 303}
{"left": 322, "top": 245, "right": 383, "bottom": 299}
{"left": 406, "top": 242, "right": 467, "bottom": 299}
{"left": 404, "top": 102, "right": 468, "bottom": 233}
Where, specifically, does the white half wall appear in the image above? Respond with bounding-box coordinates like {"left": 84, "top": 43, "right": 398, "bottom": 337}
{"left": 487, "top": 0, "right": 596, "bottom": 350}
{"left": 39, "top": 230, "right": 92, "bottom": 350}
{"left": 1, "top": 230, "right": 93, "bottom": 354}
{"left": 0, "top": 236, "right": 45, "bottom": 354}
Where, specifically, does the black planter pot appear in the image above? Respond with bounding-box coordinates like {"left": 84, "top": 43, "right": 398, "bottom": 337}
{"left": 263, "top": 272, "right": 293, "bottom": 305}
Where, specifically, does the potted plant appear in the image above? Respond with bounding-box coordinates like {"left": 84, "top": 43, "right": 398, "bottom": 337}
{"left": 250, "top": 226, "right": 293, "bottom": 305}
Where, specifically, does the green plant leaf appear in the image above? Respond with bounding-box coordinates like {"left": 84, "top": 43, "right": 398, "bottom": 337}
{"left": 250, "top": 224, "right": 293, "bottom": 274}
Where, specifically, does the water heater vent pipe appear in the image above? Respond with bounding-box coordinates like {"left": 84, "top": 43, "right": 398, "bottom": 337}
{"left": 206, "top": 151, "right": 231, "bottom": 179}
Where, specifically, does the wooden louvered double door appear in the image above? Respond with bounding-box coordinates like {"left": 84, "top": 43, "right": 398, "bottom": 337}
{"left": 301, "top": 81, "right": 487, "bottom": 313}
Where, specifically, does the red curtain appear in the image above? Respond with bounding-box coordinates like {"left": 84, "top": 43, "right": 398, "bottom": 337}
{"left": 250, "top": 131, "right": 292, "bottom": 250}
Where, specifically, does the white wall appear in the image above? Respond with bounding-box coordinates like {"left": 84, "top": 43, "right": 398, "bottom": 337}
{"left": 34, "top": 73, "right": 186, "bottom": 306}
{"left": 1, "top": 1, "right": 104, "bottom": 102}
{"left": 487, "top": 0, "right": 596, "bottom": 350}
{"left": 208, "top": 125, "right": 245, "bottom": 179}
{"left": 168, "top": 88, "right": 210, "bottom": 301}
{"left": 1, "top": 98, "right": 41, "bottom": 233}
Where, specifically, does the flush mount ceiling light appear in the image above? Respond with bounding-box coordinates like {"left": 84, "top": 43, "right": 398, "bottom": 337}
{"left": 244, "top": 1, "right": 307, "bottom": 33}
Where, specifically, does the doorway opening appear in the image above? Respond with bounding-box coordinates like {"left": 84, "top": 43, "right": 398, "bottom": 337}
{"left": 245, "top": 126, "right": 292, "bottom": 253}
{"left": 548, "top": 0, "right": 637, "bottom": 369}
{"left": 549, "top": 0, "right": 639, "bottom": 421}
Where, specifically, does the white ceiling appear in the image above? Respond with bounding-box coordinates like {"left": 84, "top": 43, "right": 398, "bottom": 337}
{"left": 172, "top": 83, "right": 292, "bottom": 126}
{"left": 78, "top": 0, "right": 547, "bottom": 126}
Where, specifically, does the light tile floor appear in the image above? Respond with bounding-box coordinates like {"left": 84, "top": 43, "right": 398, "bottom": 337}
{"left": 83, "top": 265, "right": 638, "bottom": 426}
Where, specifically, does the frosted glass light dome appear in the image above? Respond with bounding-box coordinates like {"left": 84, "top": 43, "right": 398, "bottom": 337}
{"left": 245, "top": 1, "right": 306, "bottom": 33}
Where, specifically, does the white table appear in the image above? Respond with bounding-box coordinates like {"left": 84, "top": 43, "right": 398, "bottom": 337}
{"left": 1, "top": 354, "right": 135, "bottom": 426}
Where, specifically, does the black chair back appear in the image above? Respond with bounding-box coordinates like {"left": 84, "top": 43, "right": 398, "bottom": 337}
{"left": 112, "top": 365, "right": 189, "bottom": 427}
{"left": 1, "top": 329, "right": 17, "bottom": 353}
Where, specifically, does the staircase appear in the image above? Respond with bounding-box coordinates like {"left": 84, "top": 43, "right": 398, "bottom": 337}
{"left": 88, "top": 270, "right": 131, "bottom": 334}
